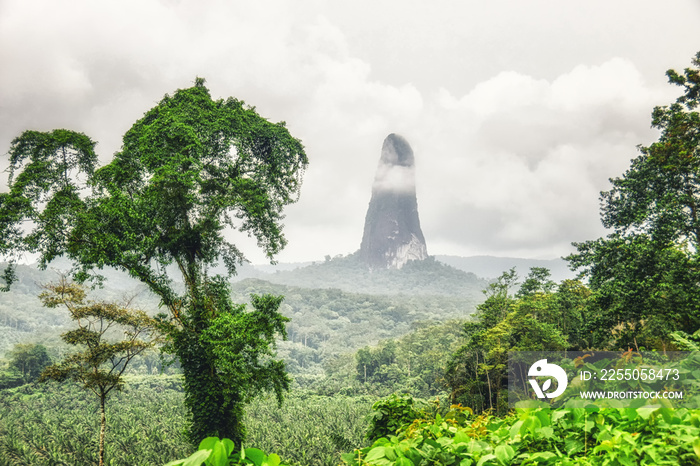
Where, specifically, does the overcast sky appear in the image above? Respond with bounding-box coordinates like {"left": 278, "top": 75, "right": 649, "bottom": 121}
{"left": 1, "top": 0, "right": 699, "bottom": 264}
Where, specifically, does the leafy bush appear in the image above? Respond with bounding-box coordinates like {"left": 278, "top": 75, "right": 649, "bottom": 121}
{"left": 165, "top": 437, "right": 289, "bottom": 466}
{"left": 366, "top": 394, "right": 426, "bottom": 442}
{"left": 7, "top": 343, "right": 51, "bottom": 384}
{"left": 344, "top": 403, "right": 700, "bottom": 466}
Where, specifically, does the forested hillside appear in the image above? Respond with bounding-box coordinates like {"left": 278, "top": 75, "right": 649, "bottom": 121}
{"left": 257, "top": 253, "right": 488, "bottom": 297}
{"left": 0, "top": 263, "right": 161, "bottom": 357}
{"left": 1, "top": 257, "right": 482, "bottom": 375}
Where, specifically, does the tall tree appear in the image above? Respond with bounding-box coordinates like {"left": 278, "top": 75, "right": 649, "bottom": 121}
{"left": 568, "top": 52, "right": 700, "bottom": 349}
{"left": 39, "top": 279, "right": 158, "bottom": 466}
{"left": 0, "top": 78, "right": 308, "bottom": 445}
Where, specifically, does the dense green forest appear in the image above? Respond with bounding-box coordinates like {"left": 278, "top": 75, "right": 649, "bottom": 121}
{"left": 0, "top": 258, "right": 480, "bottom": 377}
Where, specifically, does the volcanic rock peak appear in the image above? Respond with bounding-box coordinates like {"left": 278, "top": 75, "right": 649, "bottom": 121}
{"left": 359, "top": 134, "right": 428, "bottom": 269}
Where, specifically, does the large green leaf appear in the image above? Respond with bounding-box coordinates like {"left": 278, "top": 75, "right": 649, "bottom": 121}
{"left": 242, "top": 447, "right": 265, "bottom": 466}
{"left": 494, "top": 445, "right": 514, "bottom": 465}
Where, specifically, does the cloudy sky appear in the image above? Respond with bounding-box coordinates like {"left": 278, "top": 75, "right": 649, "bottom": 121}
{"left": 1, "top": 0, "right": 699, "bottom": 264}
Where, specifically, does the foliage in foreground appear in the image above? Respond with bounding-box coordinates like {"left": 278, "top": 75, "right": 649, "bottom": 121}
{"left": 365, "top": 394, "right": 427, "bottom": 442}
{"left": 345, "top": 401, "right": 700, "bottom": 466}
{"left": 165, "top": 437, "right": 289, "bottom": 466}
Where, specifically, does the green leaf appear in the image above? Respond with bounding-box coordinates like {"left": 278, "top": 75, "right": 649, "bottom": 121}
{"left": 494, "top": 445, "right": 515, "bottom": 465}
{"left": 534, "top": 410, "right": 552, "bottom": 427}
{"left": 182, "top": 450, "right": 212, "bottom": 466}
{"left": 365, "top": 447, "right": 387, "bottom": 462}
{"left": 221, "top": 439, "right": 235, "bottom": 457}
{"left": 528, "top": 452, "right": 556, "bottom": 461}
{"left": 199, "top": 437, "right": 220, "bottom": 451}
{"left": 467, "top": 440, "right": 488, "bottom": 454}
{"left": 593, "top": 441, "right": 613, "bottom": 454}
{"left": 693, "top": 438, "right": 700, "bottom": 460}
{"left": 636, "top": 405, "right": 660, "bottom": 420}
{"left": 551, "top": 410, "right": 568, "bottom": 423}
{"left": 265, "top": 453, "right": 281, "bottom": 466}
{"left": 521, "top": 415, "right": 541, "bottom": 436}
{"left": 509, "top": 421, "right": 523, "bottom": 439}
{"left": 565, "top": 438, "right": 584, "bottom": 456}
{"left": 242, "top": 448, "right": 265, "bottom": 466}
{"left": 454, "top": 430, "right": 471, "bottom": 444}
{"left": 163, "top": 460, "right": 186, "bottom": 466}
{"left": 476, "top": 453, "right": 497, "bottom": 466}
{"left": 209, "top": 441, "right": 229, "bottom": 466}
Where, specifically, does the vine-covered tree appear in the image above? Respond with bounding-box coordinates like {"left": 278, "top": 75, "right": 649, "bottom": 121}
{"left": 40, "top": 279, "right": 158, "bottom": 466}
{"left": 0, "top": 78, "right": 308, "bottom": 446}
{"left": 568, "top": 52, "right": 700, "bottom": 349}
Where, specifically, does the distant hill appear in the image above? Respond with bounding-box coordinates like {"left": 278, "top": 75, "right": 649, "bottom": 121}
{"left": 249, "top": 253, "right": 576, "bottom": 290}
{"left": 435, "top": 255, "right": 575, "bottom": 282}
{"left": 255, "top": 253, "right": 489, "bottom": 298}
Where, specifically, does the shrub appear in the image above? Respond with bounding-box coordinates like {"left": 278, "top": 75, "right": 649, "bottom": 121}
{"left": 365, "top": 394, "right": 425, "bottom": 442}
{"left": 165, "top": 437, "right": 289, "bottom": 466}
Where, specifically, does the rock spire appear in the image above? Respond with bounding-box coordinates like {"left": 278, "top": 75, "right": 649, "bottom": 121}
{"left": 359, "top": 133, "right": 428, "bottom": 269}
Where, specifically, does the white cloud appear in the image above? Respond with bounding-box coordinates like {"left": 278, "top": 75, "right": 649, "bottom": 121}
{"left": 449, "top": 72, "right": 550, "bottom": 117}
{"left": 418, "top": 57, "right": 670, "bottom": 258}
{"left": 549, "top": 58, "right": 648, "bottom": 111}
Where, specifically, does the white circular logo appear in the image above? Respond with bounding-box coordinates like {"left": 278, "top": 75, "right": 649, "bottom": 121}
{"left": 528, "top": 358, "right": 568, "bottom": 399}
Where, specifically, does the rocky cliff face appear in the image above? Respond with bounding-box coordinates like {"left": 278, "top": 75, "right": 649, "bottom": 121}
{"left": 359, "top": 134, "right": 428, "bottom": 269}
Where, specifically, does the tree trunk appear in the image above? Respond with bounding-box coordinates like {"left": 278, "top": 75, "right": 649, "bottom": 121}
{"left": 484, "top": 365, "right": 493, "bottom": 411}
{"left": 99, "top": 393, "right": 106, "bottom": 466}
{"left": 177, "top": 329, "right": 245, "bottom": 448}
